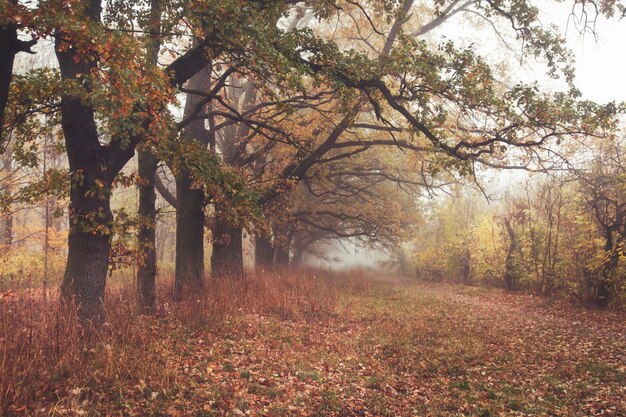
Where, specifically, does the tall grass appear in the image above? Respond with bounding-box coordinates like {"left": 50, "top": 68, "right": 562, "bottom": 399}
{"left": 0, "top": 268, "right": 369, "bottom": 415}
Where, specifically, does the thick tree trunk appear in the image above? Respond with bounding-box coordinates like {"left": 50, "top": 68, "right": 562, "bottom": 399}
{"left": 0, "top": 26, "right": 15, "bottom": 140}
{"left": 211, "top": 203, "right": 244, "bottom": 277}
{"left": 291, "top": 247, "right": 304, "bottom": 266}
{"left": 174, "top": 171, "right": 205, "bottom": 300}
{"left": 172, "top": 66, "right": 211, "bottom": 300}
{"left": 55, "top": 0, "right": 114, "bottom": 324}
{"left": 274, "top": 246, "right": 289, "bottom": 266}
{"left": 56, "top": 92, "right": 113, "bottom": 324}
{"left": 61, "top": 176, "right": 113, "bottom": 324}
{"left": 255, "top": 234, "right": 274, "bottom": 269}
{"left": 291, "top": 234, "right": 309, "bottom": 267}
{"left": 596, "top": 232, "right": 618, "bottom": 308}
{"left": 137, "top": 149, "right": 158, "bottom": 313}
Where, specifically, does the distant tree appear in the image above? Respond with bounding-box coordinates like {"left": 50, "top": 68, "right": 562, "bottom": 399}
{"left": 574, "top": 137, "right": 626, "bottom": 306}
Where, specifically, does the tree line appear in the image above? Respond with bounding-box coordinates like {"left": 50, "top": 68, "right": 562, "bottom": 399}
{"left": 1, "top": 0, "right": 622, "bottom": 323}
{"left": 408, "top": 136, "right": 625, "bottom": 307}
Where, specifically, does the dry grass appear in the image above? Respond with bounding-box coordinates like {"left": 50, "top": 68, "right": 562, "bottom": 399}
{"left": 1, "top": 272, "right": 623, "bottom": 416}
{"left": 0, "top": 268, "right": 368, "bottom": 416}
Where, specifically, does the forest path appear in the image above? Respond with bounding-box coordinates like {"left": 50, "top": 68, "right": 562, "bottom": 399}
{"left": 428, "top": 281, "right": 626, "bottom": 344}
{"left": 149, "top": 279, "right": 625, "bottom": 416}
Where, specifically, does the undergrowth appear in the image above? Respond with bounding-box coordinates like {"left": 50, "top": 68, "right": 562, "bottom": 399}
{"left": 0, "top": 269, "right": 369, "bottom": 415}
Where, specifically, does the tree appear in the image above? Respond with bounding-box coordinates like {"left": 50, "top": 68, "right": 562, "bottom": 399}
{"left": 47, "top": 0, "right": 226, "bottom": 321}
{"left": 173, "top": 67, "right": 214, "bottom": 299}
{"left": 4, "top": 0, "right": 619, "bottom": 323}
{"left": 271, "top": 150, "right": 427, "bottom": 265}
{"left": 0, "top": 0, "right": 35, "bottom": 146}
{"left": 573, "top": 136, "right": 626, "bottom": 306}
{"left": 136, "top": 0, "right": 163, "bottom": 314}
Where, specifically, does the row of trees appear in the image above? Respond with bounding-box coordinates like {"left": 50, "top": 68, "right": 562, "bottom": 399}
{"left": 408, "top": 135, "right": 626, "bottom": 307}
{"left": 1, "top": 0, "right": 622, "bottom": 322}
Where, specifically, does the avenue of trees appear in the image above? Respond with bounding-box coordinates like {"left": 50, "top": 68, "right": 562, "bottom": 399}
{"left": 1, "top": 0, "right": 625, "bottom": 324}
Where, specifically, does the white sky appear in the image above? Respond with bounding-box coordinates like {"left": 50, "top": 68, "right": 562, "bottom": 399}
{"left": 541, "top": 1, "right": 626, "bottom": 103}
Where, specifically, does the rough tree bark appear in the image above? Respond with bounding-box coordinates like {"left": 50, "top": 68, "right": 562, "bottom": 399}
{"left": 54, "top": 0, "right": 115, "bottom": 324}
{"left": 174, "top": 172, "right": 205, "bottom": 300}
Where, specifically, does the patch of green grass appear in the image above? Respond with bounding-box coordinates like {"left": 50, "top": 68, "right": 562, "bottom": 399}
{"left": 315, "top": 388, "right": 342, "bottom": 415}
{"left": 506, "top": 398, "right": 523, "bottom": 411}
{"left": 246, "top": 382, "right": 283, "bottom": 399}
{"left": 576, "top": 361, "right": 625, "bottom": 383}
{"left": 294, "top": 366, "right": 322, "bottom": 382}
{"left": 364, "top": 376, "right": 384, "bottom": 390}
{"left": 474, "top": 406, "right": 493, "bottom": 417}
{"left": 449, "top": 378, "right": 471, "bottom": 391}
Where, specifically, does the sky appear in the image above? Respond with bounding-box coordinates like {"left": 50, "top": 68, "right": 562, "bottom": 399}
{"left": 541, "top": 1, "right": 626, "bottom": 103}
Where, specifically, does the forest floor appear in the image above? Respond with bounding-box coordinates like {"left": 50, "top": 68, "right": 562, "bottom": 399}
{"left": 3, "top": 274, "right": 625, "bottom": 416}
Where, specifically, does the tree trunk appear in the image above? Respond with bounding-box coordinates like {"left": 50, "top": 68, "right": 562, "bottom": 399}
{"left": 255, "top": 234, "right": 274, "bottom": 270}
{"left": 1, "top": 150, "right": 12, "bottom": 249}
{"left": 55, "top": 0, "right": 113, "bottom": 324}
{"left": 596, "top": 231, "right": 618, "bottom": 308}
{"left": 0, "top": 2, "right": 35, "bottom": 147}
{"left": 272, "top": 223, "right": 292, "bottom": 266}
{"left": 291, "top": 247, "right": 304, "bottom": 266}
{"left": 172, "top": 65, "right": 211, "bottom": 300}
{"left": 61, "top": 166, "right": 113, "bottom": 325}
{"left": 2, "top": 211, "right": 12, "bottom": 248}
{"left": 211, "top": 203, "right": 244, "bottom": 277}
{"left": 274, "top": 246, "right": 290, "bottom": 266}
{"left": 503, "top": 218, "right": 518, "bottom": 292}
{"left": 174, "top": 171, "right": 205, "bottom": 300}
{"left": 291, "top": 234, "right": 310, "bottom": 267}
{"left": 461, "top": 248, "right": 471, "bottom": 285}
{"left": 135, "top": 0, "right": 161, "bottom": 313}
{"left": 136, "top": 149, "right": 158, "bottom": 313}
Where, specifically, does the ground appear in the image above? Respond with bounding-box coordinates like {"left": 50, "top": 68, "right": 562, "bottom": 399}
{"left": 4, "top": 276, "right": 625, "bottom": 416}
